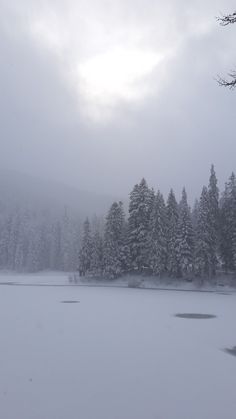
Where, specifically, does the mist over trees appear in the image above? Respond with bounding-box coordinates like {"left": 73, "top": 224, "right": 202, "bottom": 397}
{"left": 1, "top": 165, "right": 236, "bottom": 283}
{"left": 0, "top": 206, "right": 82, "bottom": 272}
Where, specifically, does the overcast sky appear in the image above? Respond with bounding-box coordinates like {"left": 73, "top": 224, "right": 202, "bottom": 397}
{"left": 1, "top": 0, "right": 236, "bottom": 202}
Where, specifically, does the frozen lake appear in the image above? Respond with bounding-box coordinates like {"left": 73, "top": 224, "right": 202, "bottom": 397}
{"left": 0, "top": 279, "right": 236, "bottom": 419}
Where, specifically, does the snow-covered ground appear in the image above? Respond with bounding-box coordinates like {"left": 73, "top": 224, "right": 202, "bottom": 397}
{"left": 0, "top": 271, "right": 69, "bottom": 286}
{"left": 0, "top": 276, "right": 236, "bottom": 419}
{"left": 0, "top": 271, "right": 235, "bottom": 292}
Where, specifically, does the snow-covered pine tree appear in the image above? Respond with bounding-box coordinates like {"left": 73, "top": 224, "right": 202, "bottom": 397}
{"left": 79, "top": 218, "right": 92, "bottom": 276}
{"left": 49, "top": 221, "right": 61, "bottom": 270}
{"left": 194, "top": 186, "right": 212, "bottom": 278}
{"left": 90, "top": 227, "right": 103, "bottom": 277}
{"left": 103, "top": 201, "right": 126, "bottom": 278}
{"left": 70, "top": 217, "right": 82, "bottom": 272}
{"left": 166, "top": 189, "right": 179, "bottom": 277}
{"left": 38, "top": 216, "right": 51, "bottom": 270}
{"left": 127, "top": 183, "right": 139, "bottom": 271}
{"left": 119, "top": 219, "right": 131, "bottom": 274}
{"left": 0, "top": 211, "right": 13, "bottom": 269}
{"left": 176, "top": 188, "right": 194, "bottom": 278}
{"left": 15, "top": 210, "right": 29, "bottom": 272}
{"left": 26, "top": 221, "right": 42, "bottom": 272}
{"left": 219, "top": 172, "right": 236, "bottom": 271}
{"left": 60, "top": 208, "right": 72, "bottom": 271}
{"left": 191, "top": 199, "right": 199, "bottom": 230}
{"left": 233, "top": 229, "right": 236, "bottom": 271}
{"left": 7, "top": 209, "right": 21, "bottom": 270}
{"left": 128, "top": 179, "right": 154, "bottom": 273}
{"left": 148, "top": 191, "right": 167, "bottom": 276}
{"left": 207, "top": 164, "right": 219, "bottom": 276}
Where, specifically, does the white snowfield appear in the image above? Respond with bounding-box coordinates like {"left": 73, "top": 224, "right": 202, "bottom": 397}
{"left": 0, "top": 275, "right": 236, "bottom": 419}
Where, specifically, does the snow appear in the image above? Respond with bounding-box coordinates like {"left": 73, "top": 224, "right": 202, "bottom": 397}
{"left": 0, "top": 271, "right": 69, "bottom": 286}
{"left": 0, "top": 276, "right": 236, "bottom": 419}
{"left": 1, "top": 271, "right": 235, "bottom": 293}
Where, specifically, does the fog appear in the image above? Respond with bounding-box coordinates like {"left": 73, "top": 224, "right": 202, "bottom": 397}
{"left": 1, "top": 5, "right": 236, "bottom": 416}
{"left": 1, "top": 0, "right": 236, "bottom": 201}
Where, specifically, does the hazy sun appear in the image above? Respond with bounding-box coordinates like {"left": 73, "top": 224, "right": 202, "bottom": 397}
{"left": 76, "top": 47, "right": 163, "bottom": 120}
{"left": 30, "top": 11, "right": 165, "bottom": 122}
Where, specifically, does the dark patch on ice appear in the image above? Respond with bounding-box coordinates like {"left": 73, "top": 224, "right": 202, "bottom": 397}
{"left": 224, "top": 346, "right": 236, "bottom": 357}
{"left": 61, "top": 300, "right": 80, "bottom": 304}
{"left": 217, "top": 292, "right": 232, "bottom": 295}
{"left": 175, "top": 313, "right": 217, "bottom": 319}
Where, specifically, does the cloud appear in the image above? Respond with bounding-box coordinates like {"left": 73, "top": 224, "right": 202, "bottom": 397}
{"left": 0, "top": 0, "right": 236, "bottom": 201}
{"left": 20, "top": 0, "right": 219, "bottom": 122}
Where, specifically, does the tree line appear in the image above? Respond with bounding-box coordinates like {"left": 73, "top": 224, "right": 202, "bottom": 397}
{"left": 0, "top": 206, "right": 82, "bottom": 272}
{"left": 1, "top": 165, "right": 236, "bottom": 280}
{"left": 79, "top": 165, "right": 236, "bottom": 281}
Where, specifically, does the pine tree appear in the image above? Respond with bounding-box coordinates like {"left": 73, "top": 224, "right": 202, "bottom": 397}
{"left": 14, "top": 217, "right": 25, "bottom": 272}
{"left": 219, "top": 173, "right": 236, "bottom": 271}
{"left": 194, "top": 186, "right": 212, "bottom": 278}
{"left": 0, "top": 213, "right": 11, "bottom": 268}
{"left": 79, "top": 218, "right": 92, "bottom": 276}
{"left": 176, "top": 188, "right": 194, "bottom": 278}
{"left": 103, "top": 201, "right": 126, "bottom": 278}
{"left": 7, "top": 210, "right": 21, "bottom": 270}
{"left": 191, "top": 199, "right": 199, "bottom": 230}
{"left": 26, "top": 222, "right": 42, "bottom": 272}
{"left": 70, "top": 218, "right": 82, "bottom": 272}
{"left": 233, "top": 230, "right": 236, "bottom": 270}
{"left": 38, "top": 219, "right": 50, "bottom": 270}
{"left": 49, "top": 221, "right": 61, "bottom": 270}
{"left": 207, "top": 165, "right": 219, "bottom": 276}
{"left": 119, "top": 219, "right": 131, "bottom": 274}
{"left": 128, "top": 179, "right": 154, "bottom": 273}
{"left": 148, "top": 191, "right": 167, "bottom": 276}
{"left": 166, "top": 189, "right": 179, "bottom": 277}
{"left": 90, "top": 228, "right": 103, "bottom": 277}
{"left": 60, "top": 208, "right": 72, "bottom": 271}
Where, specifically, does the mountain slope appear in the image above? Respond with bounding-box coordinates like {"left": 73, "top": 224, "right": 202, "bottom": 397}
{"left": 0, "top": 170, "right": 115, "bottom": 217}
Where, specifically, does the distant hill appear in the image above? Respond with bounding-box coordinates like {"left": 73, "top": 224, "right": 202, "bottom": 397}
{"left": 0, "top": 170, "right": 116, "bottom": 217}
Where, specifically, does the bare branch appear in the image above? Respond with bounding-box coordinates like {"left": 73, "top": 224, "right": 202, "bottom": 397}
{"left": 216, "top": 11, "right": 236, "bottom": 89}
{"left": 217, "top": 71, "right": 236, "bottom": 89}
{"left": 217, "top": 12, "right": 236, "bottom": 26}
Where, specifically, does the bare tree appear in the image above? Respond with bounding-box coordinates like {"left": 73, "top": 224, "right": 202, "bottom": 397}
{"left": 217, "top": 12, "right": 236, "bottom": 26}
{"left": 217, "top": 70, "right": 236, "bottom": 89}
{"left": 217, "top": 12, "right": 236, "bottom": 89}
